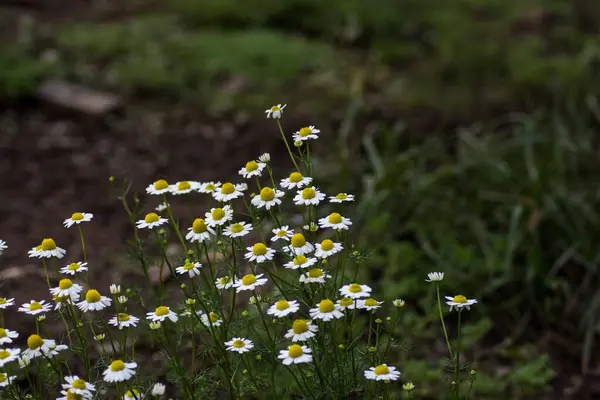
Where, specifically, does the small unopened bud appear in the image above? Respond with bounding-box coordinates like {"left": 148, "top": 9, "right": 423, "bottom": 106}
{"left": 368, "top": 346, "right": 377, "bottom": 353}
{"left": 242, "top": 311, "right": 249, "bottom": 317}
{"left": 393, "top": 299, "right": 405, "bottom": 308}
{"left": 403, "top": 382, "right": 415, "bottom": 391}
{"left": 118, "top": 296, "right": 128, "bottom": 304}
{"left": 150, "top": 322, "right": 161, "bottom": 330}
{"left": 256, "top": 355, "right": 262, "bottom": 361}
{"left": 338, "top": 344, "right": 345, "bottom": 350}
{"left": 36, "top": 315, "right": 46, "bottom": 322}
{"left": 294, "top": 140, "right": 303, "bottom": 147}
{"left": 375, "top": 318, "right": 382, "bottom": 324}
{"left": 109, "top": 176, "right": 115, "bottom": 183}
{"left": 180, "top": 283, "right": 187, "bottom": 289}
{"left": 186, "top": 298, "right": 196, "bottom": 305}
{"left": 109, "top": 284, "right": 121, "bottom": 294}
{"left": 470, "top": 369, "right": 476, "bottom": 376}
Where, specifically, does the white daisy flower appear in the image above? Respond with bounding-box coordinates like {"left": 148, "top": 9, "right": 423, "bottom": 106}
{"left": 50, "top": 279, "right": 83, "bottom": 300}
{"left": 314, "top": 239, "right": 343, "bottom": 258}
{"left": 0, "top": 328, "right": 18, "bottom": 345}
{"left": 271, "top": 225, "right": 293, "bottom": 242}
{"left": 445, "top": 295, "right": 478, "bottom": 312}
{"left": 337, "top": 297, "right": 358, "bottom": 311}
{"left": 309, "top": 299, "right": 344, "bottom": 322}
{"left": 292, "top": 125, "right": 320, "bottom": 142}
{"left": 329, "top": 193, "right": 355, "bottom": 203}
{"left": 175, "top": 261, "right": 202, "bottom": 278}
{"left": 146, "top": 306, "right": 178, "bottom": 323}
{"left": 364, "top": 364, "right": 401, "bottom": 381}
{"left": 33, "top": 238, "right": 66, "bottom": 259}
{"left": 318, "top": 212, "right": 352, "bottom": 231}
{"left": 258, "top": 153, "right": 270, "bottom": 163}
{"left": 216, "top": 276, "right": 235, "bottom": 290}
{"left": 233, "top": 274, "right": 268, "bottom": 293}
{"left": 146, "top": 179, "right": 171, "bottom": 195}
{"left": 212, "top": 182, "right": 244, "bottom": 202}
{"left": 0, "top": 240, "right": 6, "bottom": 254}
{"left": 103, "top": 360, "right": 137, "bottom": 382}
{"left": 186, "top": 218, "right": 215, "bottom": 243}
{"left": 251, "top": 187, "right": 285, "bottom": 210}
{"left": 299, "top": 268, "right": 331, "bottom": 284}
{"left": 278, "top": 344, "right": 313, "bottom": 365}
{"left": 0, "top": 348, "right": 20, "bottom": 367}
{"left": 425, "top": 272, "right": 444, "bottom": 282}
{"left": 285, "top": 234, "right": 314, "bottom": 256}
{"left": 293, "top": 186, "right": 326, "bottom": 206}
{"left": 109, "top": 284, "right": 121, "bottom": 294}
{"left": 265, "top": 104, "right": 286, "bottom": 119}
{"left": 280, "top": 171, "right": 312, "bottom": 190}
{"left": 62, "top": 375, "right": 96, "bottom": 398}
{"left": 0, "top": 373, "right": 16, "bottom": 388}
{"left": 339, "top": 283, "right": 372, "bottom": 299}
{"left": 239, "top": 160, "right": 266, "bottom": 179}
{"left": 109, "top": 313, "right": 140, "bottom": 330}
{"left": 169, "top": 180, "right": 198, "bottom": 195}
{"left": 284, "top": 320, "right": 318, "bottom": 342}
{"left": 123, "top": 388, "right": 143, "bottom": 400}
{"left": 225, "top": 337, "right": 254, "bottom": 353}
{"left": 136, "top": 213, "right": 168, "bottom": 230}
{"left": 27, "top": 244, "right": 42, "bottom": 258}
{"left": 63, "top": 212, "right": 94, "bottom": 229}
{"left": 77, "top": 290, "right": 112, "bottom": 312}
{"left": 284, "top": 255, "right": 317, "bottom": 270}
{"left": 205, "top": 206, "right": 234, "bottom": 227}
{"left": 358, "top": 298, "right": 384, "bottom": 311}
{"left": 151, "top": 383, "right": 166, "bottom": 396}
{"left": 0, "top": 297, "right": 15, "bottom": 310}
{"left": 60, "top": 261, "right": 88, "bottom": 275}
{"left": 267, "top": 300, "right": 300, "bottom": 318}
{"left": 244, "top": 243, "right": 276, "bottom": 263}
{"left": 223, "top": 222, "right": 253, "bottom": 238}
{"left": 20, "top": 335, "right": 67, "bottom": 362}
{"left": 197, "top": 181, "right": 221, "bottom": 194}
{"left": 155, "top": 202, "right": 169, "bottom": 212}
{"left": 200, "top": 312, "right": 223, "bottom": 327}
{"left": 18, "top": 300, "right": 51, "bottom": 315}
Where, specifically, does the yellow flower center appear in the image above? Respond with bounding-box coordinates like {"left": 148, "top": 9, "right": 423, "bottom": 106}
{"left": 289, "top": 172, "right": 303, "bottom": 183}
{"left": 0, "top": 350, "right": 9, "bottom": 359}
{"left": 293, "top": 255, "right": 307, "bottom": 265}
{"left": 308, "top": 268, "right": 323, "bottom": 278}
{"left": 219, "top": 277, "right": 231, "bottom": 285}
{"left": 27, "top": 334, "right": 43, "bottom": 349}
{"left": 242, "top": 274, "right": 257, "bottom": 286}
{"left": 192, "top": 218, "right": 207, "bottom": 233}
{"left": 177, "top": 181, "right": 191, "bottom": 191}
{"left": 301, "top": 187, "right": 316, "bottom": 200}
{"left": 85, "top": 290, "right": 101, "bottom": 303}
{"left": 291, "top": 234, "right": 306, "bottom": 247}
{"left": 230, "top": 223, "right": 244, "bottom": 233}
{"left": 59, "top": 279, "right": 73, "bottom": 290}
{"left": 270, "top": 106, "right": 280, "bottom": 112}
{"left": 0, "top": 298, "right": 6, "bottom": 305}
{"left": 259, "top": 187, "right": 275, "bottom": 201}
{"left": 320, "top": 239, "right": 334, "bottom": 251}
{"left": 348, "top": 284, "right": 362, "bottom": 293}
{"left": 299, "top": 127, "right": 312, "bottom": 137}
{"left": 340, "top": 297, "right": 353, "bottom": 307}
{"left": 335, "top": 193, "right": 347, "bottom": 200}
{"left": 183, "top": 262, "right": 195, "bottom": 271}
{"left": 252, "top": 243, "right": 267, "bottom": 256}
{"left": 110, "top": 360, "right": 125, "bottom": 371}
{"left": 0, "top": 373, "right": 6, "bottom": 383}
{"left": 41, "top": 238, "right": 57, "bottom": 251}
{"left": 71, "top": 212, "right": 84, "bottom": 221}
{"left": 0, "top": 329, "right": 5, "bottom": 338}
{"left": 144, "top": 213, "right": 159, "bottom": 223}
{"left": 155, "top": 306, "right": 169, "bottom": 316}
{"left": 275, "top": 300, "right": 289, "bottom": 311}
{"left": 67, "top": 263, "right": 80, "bottom": 271}
{"left": 453, "top": 295, "right": 467, "bottom": 304}
{"left": 29, "top": 301, "right": 42, "bottom": 311}
{"left": 205, "top": 183, "right": 215, "bottom": 191}
{"left": 232, "top": 339, "right": 245, "bottom": 348}
{"left": 328, "top": 213, "right": 342, "bottom": 224}
{"left": 66, "top": 389, "right": 81, "bottom": 400}
{"left": 211, "top": 208, "right": 225, "bottom": 221}
{"left": 318, "top": 299, "right": 335, "bottom": 313}
{"left": 364, "top": 299, "right": 378, "bottom": 307}
{"left": 72, "top": 379, "right": 87, "bottom": 389}
{"left": 209, "top": 312, "right": 220, "bottom": 322}
{"left": 221, "top": 183, "right": 235, "bottom": 194}
{"left": 245, "top": 161, "right": 259, "bottom": 172}
{"left": 292, "top": 320, "right": 308, "bottom": 334}
{"left": 117, "top": 313, "right": 131, "bottom": 322}
{"left": 154, "top": 180, "right": 168, "bottom": 190}
{"left": 288, "top": 344, "right": 303, "bottom": 358}
{"left": 276, "top": 229, "right": 287, "bottom": 237}
{"left": 126, "top": 389, "right": 140, "bottom": 398}
{"left": 375, "top": 365, "right": 390, "bottom": 375}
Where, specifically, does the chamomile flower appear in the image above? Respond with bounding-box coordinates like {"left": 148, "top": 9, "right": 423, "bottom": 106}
{"left": 63, "top": 212, "right": 93, "bottom": 228}
{"left": 34, "top": 238, "right": 66, "bottom": 259}
{"left": 0, "top": 240, "right": 5, "bottom": 254}
{"left": 258, "top": 153, "right": 270, "bottom": 163}
{"left": 239, "top": 160, "right": 266, "bottom": 179}
{"left": 265, "top": 104, "right": 286, "bottom": 119}
{"left": 28, "top": 244, "right": 42, "bottom": 258}
{"left": 314, "top": 239, "right": 343, "bottom": 258}
{"left": 225, "top": 337, "right": 254, "bottom": 353}
{"left": 267, "top": 300, "right": 300, "bottom": 318}
{"left": 0, "top": 348, "right": 19, "bottom": 367}
{"left": 175, "top": 261, "right": 202, "bottom": 278}
{"left": 201, "top": 312, "right": 223, "bottom": 327}
{"left": 339, "top": 283, "right": 372, "bottom": 299}
{"left": 77, "top": 290, "right": 112, "bottom": 312}
{"left": 216, "top": 276, "right": 235, "bottom": 290}
{"left": 337, "top": 297, "right": 357, "bottom": 311}
{"left": 109, "top": 284, "right": 121, "bottom": 294}
{"left": 284, "top": 320, "right": 318, "bottom": 342}
{"left": 233, "top": 274, "right": 268, "bottom": 293}
{"left": 359, "top": 298, "right": 384, "bottom": 311}
{"left": 212, "top": 182, "right": 243, "bottom": 202}
{"left": 50, "top": 279, "right": 83, "bottom": 300}
{"left": 293, "top": 186, "right": 326, "bottom": 206}
{"left": 197, "top": 181, "right": 221, "bottom": 194}
{"left": 445, "top": 295, "right": 477, "bottom": 311}
{"left": 278, "top": 344, "right": 313, "bottom": 365}
{"left": 271, "top": 225, "right": 293, "bottom": 242}
{"left": 147, "top": 306, "right": 178, "bottom": 323}
{"left": 293, "top": 126, "right": 320, "bottom": 142}
{"left": 0, "top": 328, "right": 18, "bottom": 344}
{"left": 299, "top": 268, "right": 331, "bottom": 284}
{"left": 285, "top": 234, "right": 314, "bottom": 256}
{"left": 62, "top": 376, "right": 96, "bottom": 398}
{"left": 169, "top": 180, "right": 198, "bottom": 195}
{"left": 155, "top": 202, "right": 168, "bottom": 212}
{"left": 146, "top": 179, "right": 171, "bottom": 195}
{"left": 0, "top": 373, "right": 16, "bottom": 388}
{"left": 19, "top": 300, "right": 51, "bottom": 315}
{"left": 123, "top": 388, "right": 143, "bottom": 400}
{"left": 60, "top": 261, "right": 88, "bottom": 275}
{"left": 280, "top": 172, "right": 312, "bottom": 190}
{"left": 186, "top": 218, "right": 215, "bottom": 243}
{"left": 364, "top": 364, "right": 401, "bottom": 381}
{"left": 136, "top": 213, "right": 168, "bottom": 229}
{"left": 425, "top": 272, "right": 444, "bottom": 282}
{"left": 0, "top": 298, "right": 15, "bottom": 310}
{"left": 20, "top": 335, "right": 67, "bottom": 362}
{"left": 309, "top": 299, "right": 344, "bottom": 322}
{"left": 244, "top": 243, "right": 276, "bottom": 263}
{"left": 284, "top": 255, "right": 317, "bottom": 270}
{"left": 223, "top": 222, "right": 253, "bottom": 238}
{"left": 109, "top": 313, "right": 140, "bottom": 330}
{"left": 103, "top": 360, "right": 137, "bottom": 382}
{"left": 205, "top": 206, "right": 234, "bottom": 227}
{"left": 329, "top": 192, "right": 355, "bottom": 203}
{"left": 318, "top": 212, "right": 352, "bottom": 231}
{"left": 151, "top": 383, "right": 166, "bottom": 396}
{"left": 251, "top": 187, "right": 285, "bottom": 210}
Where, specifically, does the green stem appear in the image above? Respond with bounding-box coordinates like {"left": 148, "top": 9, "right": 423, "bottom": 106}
{"left": 437, "top": 284, "right": 454, "bottom": 359}
{"left": 455, "top": 310, "right": 462, "bottom": 396}
{"left": 276, "top": 120, "right": 301, "bottom": 171}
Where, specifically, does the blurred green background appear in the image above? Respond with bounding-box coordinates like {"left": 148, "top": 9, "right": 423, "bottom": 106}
{"left": 3, "top": 0, "right": 600, "bottom": 398}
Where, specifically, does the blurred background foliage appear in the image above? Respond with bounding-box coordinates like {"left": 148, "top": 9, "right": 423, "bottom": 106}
{"left": 2, "top": 0, "right": 600, "bottom": 398}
